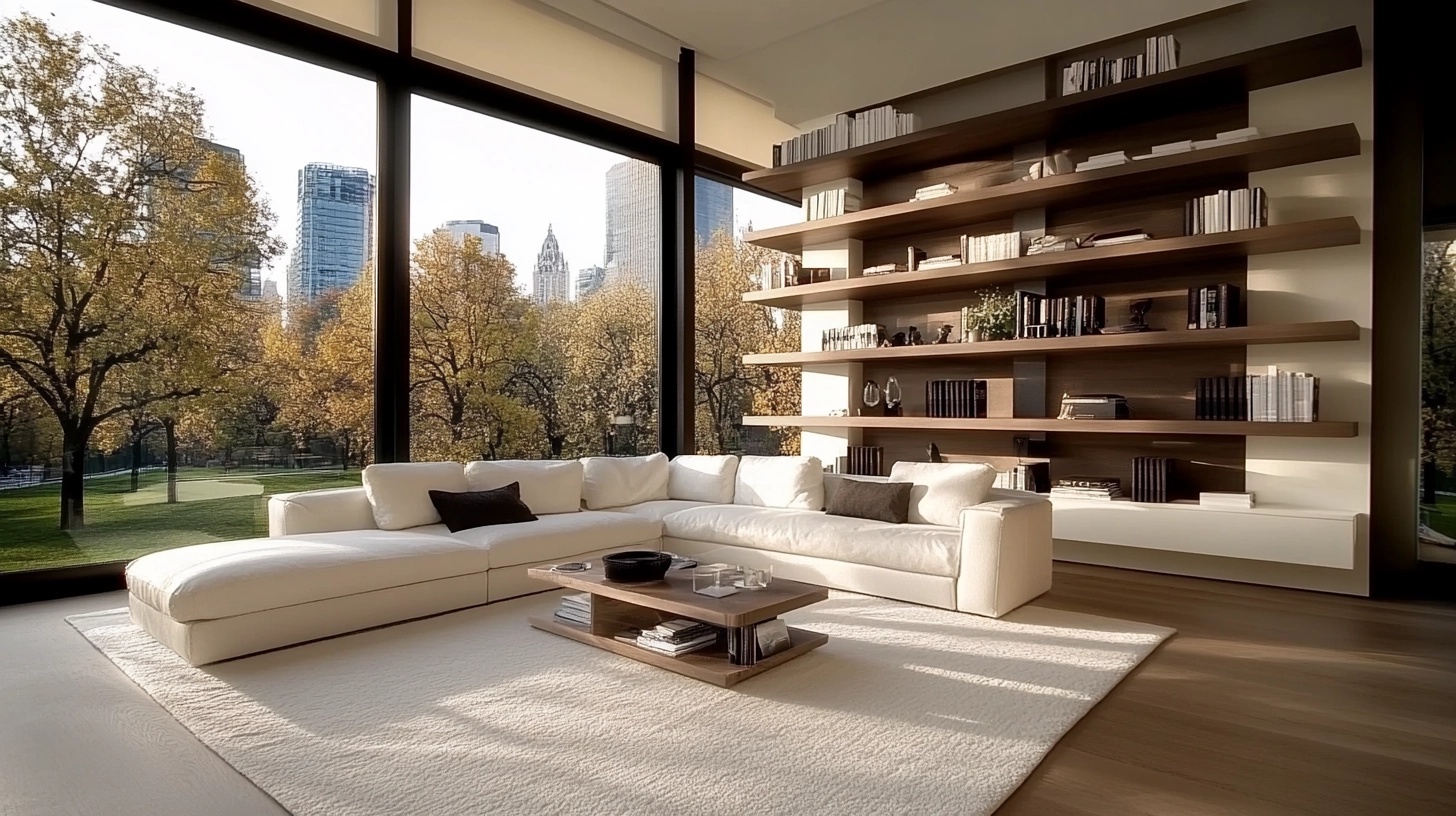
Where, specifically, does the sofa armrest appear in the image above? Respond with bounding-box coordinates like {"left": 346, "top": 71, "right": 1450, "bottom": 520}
{"left": 955, "top": 491, "right": 1053, "bottom": 617}
{"left": 268, "top": 486, "right": 377, "bottom": 537}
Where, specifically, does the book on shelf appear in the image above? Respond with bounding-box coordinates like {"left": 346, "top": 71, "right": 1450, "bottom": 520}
{"left": 911, "top": 182, "right": 958, "bottom": 202}
{"left": 1014, "top": 292, "right": 1106, "bottom": 339}
{"left": 960, "top": 231, "right": 1022, "bottom": 264}
{"left": 926, "top": 379, "right": 989, "bottom": 418}
{"left": 1131, "top": 457, "right": 1174, "bottom": 503}
{"left": 1075, "top": 150, "right": 1128, "bottom": 172}
{"left": 1186, "top": 283, "right": 1242, "bottom": 329}
{"left": 1185, "top": 187, "right": 1267, "bottom": 235}
{"left": 822, "top": 323, "right": 886, "bottom": 352}
{"left": 1200, "top": 491, "right": 1256, "bottom": 509}
{"left": 772, "top": 104, "right": 920, "bottom": 167}
{"left": 1197, "top": 368, "right": 1319, "bottom": 422}
{"left": 1089, "top": 229, "right": 1149, "bottom": 247}
{"left": 840, "top": 446, "right": 884, "bottom": 477}
{"left": 917, "top": 255, "right": 962, "bottom": 271}
{"left": 1050, "top": 477, "right": 1123, "bottom": 501}
{"left": 907, "top": 246, "right": 927, "bottom": 272}
{"left": 1193, "top": 127, "right": 1261, "bottom": 150}
{"left": 863, "top": 262, "right": 908, "bottom": 276}
{"left": 1061, "top": 35, "right": 1177, "bottom": 96}
{"left": 994, "top": 462, "right": 1050, "bottom": 493}
{"left": 803, "top": 187, "right": 861, "bottom": 221}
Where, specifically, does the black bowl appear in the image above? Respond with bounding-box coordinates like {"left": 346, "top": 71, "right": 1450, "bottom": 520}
{"left": 602, "top": 550, "right": 672, "bottom": 583}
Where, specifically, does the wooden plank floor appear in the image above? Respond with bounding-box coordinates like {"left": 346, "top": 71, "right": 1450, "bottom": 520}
{"left": 999, "top": 563, "right": 1456, "bottom": 815}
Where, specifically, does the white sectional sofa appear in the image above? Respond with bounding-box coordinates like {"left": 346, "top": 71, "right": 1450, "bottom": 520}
{"left": 125, "top": 454, "right": 1052, "bottom": 665}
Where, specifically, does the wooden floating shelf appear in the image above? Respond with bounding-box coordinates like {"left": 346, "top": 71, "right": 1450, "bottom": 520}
{"left": 742, "top": 27, "right": 1362, "bottom": 197}
{"left": 742, "top": 217, "right": 1361, "bottom": 309}
{"left": 743, "top": 320, "right": 1362, "bottom": 366}
{"left": 741, "top": 416, "right": 1359, "bottom": 438}
{"left": 744, "top": 125, "right": 1360, "bottom": 253}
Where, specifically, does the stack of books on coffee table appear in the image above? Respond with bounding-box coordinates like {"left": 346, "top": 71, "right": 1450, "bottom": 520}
{"left": 631, "top": 619, "right": 719, "bottom": 657}
{"left": 553, "top": 593, "right": 591, "bottom": 626}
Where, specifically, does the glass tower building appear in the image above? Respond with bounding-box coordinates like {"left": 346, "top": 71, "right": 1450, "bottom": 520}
{"left": 288, "top": 163, "right": 375, "bottom": 304}
{"left": 695, "top": 178, "right": 734, "bottom": 248}
{"left": 604, "top": 162, "right": 732, "bottom": 291}
{"left": 441, "top": 219, "right": 500, "bottom": 255}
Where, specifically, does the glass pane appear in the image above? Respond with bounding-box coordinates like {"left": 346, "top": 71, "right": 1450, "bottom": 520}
{"left": 693, "top": 179, "right": 802, "bottom": 455}
{"left": 1421, "top": 233, "right": 1456, "bottom": 564}
{"left": 410, "top": 96, "right": 660, "bottom": 460}
{"left": 0, "top": 2, "right": 376, "bottom": 573}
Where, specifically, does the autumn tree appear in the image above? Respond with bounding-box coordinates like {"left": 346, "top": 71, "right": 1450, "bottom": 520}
{"left": 559, "top": 281, "right": 659, "bottom": 455}
{"left": 0, "top": 15, "right": 279, "bottom": 528}
{"left": 1422, "top": 240, "right": 1456, "bottom": 505}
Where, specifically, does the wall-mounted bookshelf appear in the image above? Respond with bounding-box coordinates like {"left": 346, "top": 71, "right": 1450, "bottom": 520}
{"left": 742, "top": 416, "right": 1359, "bottom": 439}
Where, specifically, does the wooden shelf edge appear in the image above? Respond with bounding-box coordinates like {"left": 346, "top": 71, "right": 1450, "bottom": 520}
{"left": 741, "top": 416, "right": 1359, "bottom": 438}
{"left": 744, "top": 320, "right": 1362, "bottom": 366}
{"left": 744, "top": 124, "right": 1361, "bottom": 252}
{"left": 742, "top": 217, "right": 1362, "bottom": 309}
{"left": 743, "top": 27, "right": 1362, "bottom": 197}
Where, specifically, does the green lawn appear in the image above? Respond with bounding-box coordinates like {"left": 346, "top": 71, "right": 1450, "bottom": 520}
{"left": 0, "top": 467, "right": 360, "bottom": 573}
{"left": 1422, "top": 494, "right": 1456, "bottom": 538}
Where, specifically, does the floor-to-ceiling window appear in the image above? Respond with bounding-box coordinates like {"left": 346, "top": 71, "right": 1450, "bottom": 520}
{"left": 1420, "top": 230, "right": 1456, "bottom": 565}
{"left": 0, "top": 1, "right": 375, "bottom": 573}
{"left": 408, "top": 96, "right": 660, "bottom": 460}
{"left": 692, "top": 179, "right": 802, "bottom": 456}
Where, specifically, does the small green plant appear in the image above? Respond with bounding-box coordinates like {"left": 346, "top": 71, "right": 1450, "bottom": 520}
{"left": 963, "top": 288, "right": 1017, "bottom": 340}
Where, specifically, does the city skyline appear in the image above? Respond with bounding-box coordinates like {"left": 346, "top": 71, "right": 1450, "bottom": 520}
{"left": 286, "top": 163, "right": 375, "bottom": 304}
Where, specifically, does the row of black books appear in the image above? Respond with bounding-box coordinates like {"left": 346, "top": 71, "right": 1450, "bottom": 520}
{"left": 1196, "top": 369, "right": 1321, "bottom": 422}
{"left": 1196, "top": 376, "right": 1249, "bottom": 420}
{"left": 1185, "top": 187, "right": 1268, "bottom": 234}
{"left": 1061, "top": 35, "right": 1180, "bottom": 96}
{"left": 1015, "top": 292, "right": 1107, "bottom": 339}
{"left": 927, "top": 379, "right": 988, "bottom": 419}
{"left": 619, "top": 619, "right": 719, "bottom": 658}
{"left": 841, "top": 446, "right": 883, "bottom": 477}
{"left": 1049, "top": 477, "right": 1122, "bottom": 501}
{"left": 1131, "top": 457, "right": 1175, "bottom": 503}
{"left": 1187, "top": 283, "right": 1241, "bottom": 329}
{"left": 554, "top": 593, "right": 591, "bottom": 626}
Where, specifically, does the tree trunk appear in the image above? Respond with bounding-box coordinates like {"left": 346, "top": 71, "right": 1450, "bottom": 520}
{"left": 549, "top": 435, "right": 565, "bottom": 459}
{"left": 164, "top": 417, "right": 179, "bottom": 504}
{"left": 60, "top": 431, "right": 87, "bottom": 530}
{"left": 130, "top": 435, "right": 144, "bottom": 492}
{"left": 1422, "top": 458, "right": 1440, "bottom": 506}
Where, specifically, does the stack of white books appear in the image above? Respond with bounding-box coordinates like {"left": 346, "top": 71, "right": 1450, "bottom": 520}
{"left": 1200, "top": 492, "right": 1256, "bottom": 509}
{"left": 804, "top": 187, "right": 861, "bottom": 221}
{"left": 554, "top": 593, "right": 591, "bottom": 626}
{"left": 632, "top": 620, "right": 719, "bottom": 657}
{"left": 1193, "top": 127, "right": 1261, "bottom": 150}
{"left": 1075, "top": 151, "right": 1128, "bottom": 172}
{"left": 961, "top": 231, "right": 1022, "bottom": 263}
{"left": 1133, "top": 139, "right": 1194, "bottom": 160}
{"left": 917, "top": 254, "right": 962, "bottom": 271}
{"left": 1248, "top": 365, "right": 1319, "bottom": 422}
{"left": 911, "top": 182, "right": 957, "bottom": 202}
{"left": 863, "top": 262, "right": 908, "bottom": 276}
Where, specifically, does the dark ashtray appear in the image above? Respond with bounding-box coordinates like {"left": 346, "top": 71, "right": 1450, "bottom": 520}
{"left": 602, "top": 550, "right": 672, "bottom": 583}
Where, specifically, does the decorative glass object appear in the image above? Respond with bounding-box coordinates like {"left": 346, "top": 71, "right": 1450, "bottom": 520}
{"left": 736, "top": 565, "right": 773, "bottom": 591}
{"left": 693, "top": 563, "right": 742, "bottom": 598}
{"left": 884, "top": 377, "right": 902, "bottom": 408}
{"left": 862, "top": 380, "right": 882, "bottom": 408}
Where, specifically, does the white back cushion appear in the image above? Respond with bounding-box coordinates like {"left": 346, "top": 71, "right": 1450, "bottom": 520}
{"left": 581, "top": 453, "right": 669, "bottom": 509}
{"left": 668, "top": 454, "right": 739, "bottom": 503}
{"left": 362, "top": 462, "right": 467, "bottom": 531}
{"left": 889, "top": 461, "right": 997, "bottom": 526}
{"left": 734, "top": 455, "right": 824, "bottom": 510}
{"left": 465, "top": 459, "right": 583, "bottom": 515}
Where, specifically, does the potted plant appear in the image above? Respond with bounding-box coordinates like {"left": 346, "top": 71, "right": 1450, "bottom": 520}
{"left": 962, "top": 288, "right": 1017, "bottom": 341}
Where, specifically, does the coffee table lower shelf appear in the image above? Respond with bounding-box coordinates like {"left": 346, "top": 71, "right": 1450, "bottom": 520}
{"left": 528, "top": 617, "right": 828, "bottom": 688}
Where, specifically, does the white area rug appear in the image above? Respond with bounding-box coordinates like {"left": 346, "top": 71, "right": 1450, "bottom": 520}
{"left": 69, "top": 592, "right": 1172, "bottom": 816}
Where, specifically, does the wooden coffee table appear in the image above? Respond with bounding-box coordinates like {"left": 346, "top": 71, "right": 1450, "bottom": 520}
{"left": 526, "top": 563, "right": 829, "bottom": 687}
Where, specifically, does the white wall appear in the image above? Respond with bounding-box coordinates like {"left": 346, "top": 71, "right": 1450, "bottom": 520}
{"left": 242, "top": 0, "right": 389, "bottom": 42}
{"left": 695, "top": 75, "right": 798, "bottom": 168}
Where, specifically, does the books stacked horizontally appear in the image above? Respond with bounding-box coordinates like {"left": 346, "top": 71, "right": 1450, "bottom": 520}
{"left": 1057, "top": 393, "right": 1130, "bottom": 420}
{"left": 917, "top": 254, "right": 962, "bottom": 271}
{"left": 804, "top": 187, "right": 861, "bottom": 221}
{"left": 1050, "top": 477, "right": 1123, "bottom": 501}
{"left": 1185, "top": 187, "right": 1268, "bottom": 234}
{"left": 634, "top": 619, "right": 719, "bottom": 657}
{"left": 961, "top": 231, "right": 1022, "bottom": 263}
{"left": 1060, "top": 35, "right": 1179, "bottom": 96}
{"left": 926, "top": 379, "right": 988, "bottom": 418}
{"left": 1131, "top": 457, "right": 1174, "bottom": 503}
{"left": 1249, "top": 365, "right": 1319, "bottom": 422}
{"left": 1088, "top": 229, "right": 1149, "bottom": 247}
{"left": 1193, "top": 126, "right": 1260, "bottom": 150}
{"left": 911, "top": 182, "right": 958, "bottom": 202}
{"left": 822, "top": 323, "right": 885, "bottom": 351}
{"left": 554, "top": 593, "right": 591, "bottom": 626}
{"left": 1200, "top": 491, "right": 1256, "bottom": 509}
{"left": 1187, "top": 283, "right": 1241, "bottom": 329}
{"left": 1014, "top": 292, "right": 1106, "bottom": 339}
{"left": 1076, "top": 150, "right": 1128, "bottom": 172}
{"left": 995, "top": 463, "right": 1050, "bottom": 493}
{"left": 772, "top": 105, "right": 920, "bottom": 167}
{"left": 863, "top": 262, "right": 908, "bottom": 276}
{"left": 1133, "top": 139, "right": 1193, "bottom": 160}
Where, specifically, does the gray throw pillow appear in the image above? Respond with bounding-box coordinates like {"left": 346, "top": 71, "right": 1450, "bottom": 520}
{"left": 825, "top": 480, "right": 912, "bottom": 524}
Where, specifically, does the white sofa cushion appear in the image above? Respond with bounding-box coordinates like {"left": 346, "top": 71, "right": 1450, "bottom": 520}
{"left": 667, "top": 455, "right": 739, "bottom": 503}
{"left": 663, "top": 505, "right": 959, "bottom": 577}
{"left": 465, "top": 460, "right": 583, "bottom": 515}
{"left": 581, "top": 453, "right": 669, "bottom": 509}
{"left": 889, "top": 461, "right": 998, "bottom": 527}
{"left": 125, "top": 529, "right": 485, "bottom": 623}
{"left": 601, "top": 499, "right": 714, "bottom": 523}
{"left": 733, "top": 455, "right": 824, "bottom": 510}
{"left": 426, "top": 510, "right": 661, "bottom": 569}
{"left": 362, "top": 462, "right": 468, "bottom": 530}
{"left": 269, "top": 486, "right": 376, "bottom": 536}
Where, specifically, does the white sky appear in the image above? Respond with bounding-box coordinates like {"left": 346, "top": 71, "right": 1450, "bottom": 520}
{"left": 8, "top": 0, "right": 798, "bottom": 295}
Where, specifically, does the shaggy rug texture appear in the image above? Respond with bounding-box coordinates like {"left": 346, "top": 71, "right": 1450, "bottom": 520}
{"left": 70, "top": 592, "right": 1172, "bottom": 815}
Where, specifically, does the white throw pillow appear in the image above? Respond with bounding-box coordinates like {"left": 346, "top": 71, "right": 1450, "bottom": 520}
{"left": 465, "top": 460, "right": 583, "bottom": 515}
{"left": 734, "top": 455, "right": 824, "bottom": 510}
{"left": 581, "top": 453, "right": 669, "bottom": 509}
{"left": 668, "top": 454, "right": 739, "bottom": 503}
{"left": 362, "top": 462, "right": 468, "bottom": 531}
{"left": 889, "top": 461, "right": 997, "bottom": 527}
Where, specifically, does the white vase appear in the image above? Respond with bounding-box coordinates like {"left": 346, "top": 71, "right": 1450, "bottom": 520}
{"left": 966, "top": 328, "right": 983, "bottom": 343}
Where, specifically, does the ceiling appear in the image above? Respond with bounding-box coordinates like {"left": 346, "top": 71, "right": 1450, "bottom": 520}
{"left": 593, "top": 0, "right": 894, "bottom": 61}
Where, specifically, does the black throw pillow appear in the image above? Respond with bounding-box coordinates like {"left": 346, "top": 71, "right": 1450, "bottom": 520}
{"left": 428, "top": 482, "right": 538, "bottom": 533}
{"left": 826, "top": 479, "right": 912, "bottom": 524}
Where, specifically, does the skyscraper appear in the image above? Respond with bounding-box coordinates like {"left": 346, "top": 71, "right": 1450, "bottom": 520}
{"left": 164, "top": 140, "right": 264, "bottom": 299}
{"left": 603, "top": 160, "right": 659, "bottom": 290}
{"left": 575, "top": 265, "right": 606, "bottom": 300}
{"left": 440, "top": 219, "right": 500, "bottom": 255}
{"left": 287, "top": 163, "right": 374, "bottom": 304}
{"left": 532, "top": 225, "right": 570, "bottom": 306}
{"left": 695, "top": 178, "right": 734, "bottom": 248}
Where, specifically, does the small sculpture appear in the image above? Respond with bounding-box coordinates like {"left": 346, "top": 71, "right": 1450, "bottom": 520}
{"left": 906, "top": 326, "right": 924, "bottom": 346}
{"left": 884, "top": 376, "right": 903, "bottom": 417}
{"left": 889, "top": 331, "right": 908, "bottom": 347}
{"left": 862, "top": 380, "right": 882, "bottom": 410}
{"left": 928, "top": 442, "right": 943, "bottom": 463}
{"left": 932, "top": 324, "right": 954, "bottom": 344}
